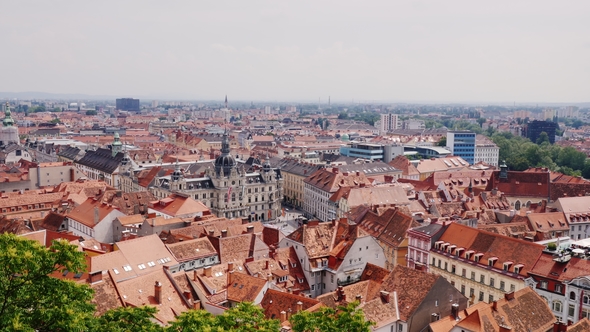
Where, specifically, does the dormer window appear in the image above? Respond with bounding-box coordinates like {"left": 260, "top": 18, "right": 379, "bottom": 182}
{"left": 503, "top": 262, "right": 513, "bottom": 271}
{"left": 448, "top": 245, "right": 456, "bottom": 254}
{"left": 488, "top": 257, "right": 498, "bottom": 267}
{"left": 474, "top": 253, "right": 483, "bottom": 263}
{"left": 514, "top": 264, "right": 524, "bottom": 274}
{"left": 455, "top": 248, "right": 464, "bottom": 257}
{"left": 465, "top": 250, "right": 474, "bottom": 260}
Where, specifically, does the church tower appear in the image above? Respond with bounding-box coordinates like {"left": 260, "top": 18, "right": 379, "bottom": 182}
{"left": 112, "top": 132, "right": 123, "bottom": 157}
{"left": 1, "top": 102, "right": 18, "bottom": 146}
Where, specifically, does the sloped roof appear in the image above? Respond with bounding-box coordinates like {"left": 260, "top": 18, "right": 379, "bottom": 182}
{"left": 260, "top": 289, "right": 320, "bottom": 320}
{"left": 75, "top": 148, "right": 124, "bottom": 174}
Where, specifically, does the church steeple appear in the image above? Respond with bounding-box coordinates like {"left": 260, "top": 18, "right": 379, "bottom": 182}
{"left": 224, "top": 95, "right": 228, "bottom": 109}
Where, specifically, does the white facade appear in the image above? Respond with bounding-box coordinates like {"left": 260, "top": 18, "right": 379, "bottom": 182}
{"left": 303, "top": 182, "right": 332, "bottom": 222}
{"left": 67, "top": 209, "right": 125, "bottom": 243}
{"left": 474, "top": 143, "right": 499, "bottom": 167}
{"left": 380, "top": 114, "right": 400, "bottom": 134}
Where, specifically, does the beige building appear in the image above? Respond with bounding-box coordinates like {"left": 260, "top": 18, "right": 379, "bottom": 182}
{"left": 278, "top": 158, "right": 323, "bottom": 208}
{"left": 429, "top": 223, "right": 544, "bottom": 306}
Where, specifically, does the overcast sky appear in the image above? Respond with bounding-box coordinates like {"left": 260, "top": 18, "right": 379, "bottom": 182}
{"left": 1, "top": 1, "right": 589, "bottom": 103}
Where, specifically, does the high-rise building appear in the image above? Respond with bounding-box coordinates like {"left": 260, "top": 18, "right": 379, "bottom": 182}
{"left": 446, "top": 131, "right": 476, "bottom": 165}
{"left": 527, "top": 120, "right": 557, "bottom": 144}
{"left": 115, "top": 98, "right": 140, "bottom": 112}
{"left": 380, "top": 113, "right": 400, "bottom": 134}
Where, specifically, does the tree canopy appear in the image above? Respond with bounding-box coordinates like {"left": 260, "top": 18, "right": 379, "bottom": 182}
{"left": 289, "top": 301, "right": 374, "bottom": 332}
{"left": 0, "top": 233, "right": 95, "bottom": 331}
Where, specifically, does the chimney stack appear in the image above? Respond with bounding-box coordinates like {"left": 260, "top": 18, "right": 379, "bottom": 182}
{"left": 380, "top": 291, "right": 390, "bottom": 304}
{"left": 88, "top": 271, "right": 102, "bottom": 284}
{"left": 221, "top": 229, "right": 227, "bottom": 238}
{"left": 355, "top": 294, "right": 362, "bottom": 302}
{"left": 504, "top": 291, "right": 515, "bottom": 301}
{"left": 183, "top": 290, "right": 192, "bottom": 301}
{"left": 247, "top": 225, "right": 254, "bottom": 233}
{"left": 280, "top": 311, "right": 287, "bottom": 322}
{"left": 553, "top": 322, "right": 568, "bottom": 332}
{"left": 154, "top": 281, "right": 162, "bottom": 304}
{"left": 204, "top": 266, "right": 212, "bottom": 277}
{"left": 193, "top": 269, "right": 198, "bottom": 281}
{"left": 228, "top": 271, "right": 234, "bottom": 284}
{"left": 94, "top": 206, "right": 99, "bottom": 224}
{"left": 492, "top": 300, "right": 498, "bottom": 311}
{"left": 228, "top": 262, "right": 234, "bottom": 272}
{"left": 451, "top": 303, "right": 460, "bottom": 320}
{"left": 296, "top": 301, "right": 303, "bottom": 312}
{"left": 208, "top": 229, "right": 214, "bottom": 236}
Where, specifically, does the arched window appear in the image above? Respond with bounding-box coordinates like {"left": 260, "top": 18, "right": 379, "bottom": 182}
{"left": 553, "top": 301, "right": 562, "bottom": 312}
{"left": 541, "top": 296, "right": 548, "bottom": 304}
{"left": 570, "top": 291, "right": 576, "bottom": 301}
{"left": 514, "top": 200, "right": 521, "bottom": 210}
{"left": 526, "top": 201, "right": 531, "bottom": 208}
{"left": 583, "top": 295, "right": 589, "bottom": 305}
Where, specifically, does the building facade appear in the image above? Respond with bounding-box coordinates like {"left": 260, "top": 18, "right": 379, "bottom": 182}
{"left": 380, "top": 113, "right": 400, "bottom": 134}
{"left": 150, "top": 131, "right": 283, "bottom": 221}
{"left": 116, "top": 98, "right": 140, "bottom": 112}
{"left": 446, "top": 131, "right": 476, "bottom": 165}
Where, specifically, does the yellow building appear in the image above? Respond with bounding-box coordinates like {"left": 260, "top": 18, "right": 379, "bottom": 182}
{"left": 278, "top": 159, "right": 323, "bottom": 209}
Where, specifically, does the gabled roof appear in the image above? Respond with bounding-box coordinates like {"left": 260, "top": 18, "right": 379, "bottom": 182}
{"left": 226, "top": 272, "right": 267, "bottom": 303}
{"left": 304, "top": 168, "right": 371, "bottom": 193}
{"left": 486, "top": 170, "right": 550, "bottom": 198}
{"left": 66, "top": 198, "right": 120, "bottom": 228}
{"left": 357, "top": 208, "right": 419, "bottom": 248}
{"left": 148, "top": 194, "right": 208, "bottom": 217}
{"left": 437, "top": 223, "right": 545, "bottom": 278}
{"left": 285, "top": 222, "right": 335, "bottom": 259}
{"left": 166, "top": 237, "right": 217, "bottom": 262}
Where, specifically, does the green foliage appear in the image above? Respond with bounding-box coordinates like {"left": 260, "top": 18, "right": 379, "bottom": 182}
{"left": 437, "top": 137, "right": 446, "bottom": 147}
{"left": 50, "top": 118, "right": 61, "bottom": 124}
{"left": 94, "top": 306, "right": 163, "bottom": 332}
{"left": 0, "top": 233, "right": 95, "bottom": 331}
{"left": 290, "top": 301, "right": 374, "bottom": 332}
{"left": 168, "top": 302, "right": 279, "bottom": 332}
{"left": 51, "top": 107, "right": 62, "bottom": 112}
{"left": 536, "top": 132, "right": 550, "bottom": 145}
{"left": 491, "top": 132, "right": 588, "bottom": 174}
{"left": 547, "top": 242, "right": 557, "bottom": 251}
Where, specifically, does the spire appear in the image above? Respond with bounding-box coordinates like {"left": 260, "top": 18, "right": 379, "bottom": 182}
{"left": 225, "top": 95, "right": 228, "bottom": 109}
{"left": 468, "top": 178, "right": 473, "bottom": 194}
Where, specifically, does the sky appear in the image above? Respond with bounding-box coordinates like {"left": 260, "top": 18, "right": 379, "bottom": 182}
{"left": 1, "top": 1, "right": 589, "bottom": 103}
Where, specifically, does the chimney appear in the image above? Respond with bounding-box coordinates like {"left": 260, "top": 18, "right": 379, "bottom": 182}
{"left": 228, "top": 271, "right": 234, "bottom": 284}
{"left": 193, "top": 269, "right": 198, "bottom": 281}
{"left": 296, "top": 301, "right": 303, "bottom": 312}
{"left": 355, "top": 294, "right": 362, "bottom": 302}
{"left": 265, "top": 260, "right": 270, "bottom": 269}
{"left": 553, "top": 322, "right": 568, "bottom": 332}
{"left": 280, "top": 311, "right": 287, "bottom": 322}
{"left": 193, "top": 300, "right": 201, "bottom": 310}
{"left": 333, "top": 167, "right": 338, "bottom": 174}
{"left": 94, "top": 206, "right": 99, "bottom": 224}
{"left": 451, "top": 303, "right": 460, "bottom": 320}
{"left": 499, "top": 325, "right": 512, "bottom": 332}
{"left": 204, "top": 266, "right": 212, "bottom": 277}
{"left": 228, "top": 262, "right": 234, "bottom": 272}
{"left": 380, "top": 291, "right": 390, "bottom": 304}
{"left": 269, "top": 245, "right": 276, "bottom": 259}
{"left": 183, "top": 290, "right": 192, "bottom": 301}
{"left": 88, "top": 271, "right": 102, "bottom": 284}
{"left": 267, "top": 274, "right": 273, "bottom": 282}
{"left": 154, "top": 281, "right": 162, "bottom": 304}
{"left": 208, "top": 229, "right": 214, "bottom": 236}
{"left": 504, "top": 291, "right": 515, "bottom": 301}
{"left": 492, "top": 300, "right": 498, "bottom": 311}
{"left": 247, "top": 225, "right": 254, "bottom": 233}
{"left": 221, "top": 229, "right": 227, "bottom": 238}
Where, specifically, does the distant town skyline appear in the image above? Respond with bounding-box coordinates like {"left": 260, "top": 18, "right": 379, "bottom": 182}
{"left": 1, "top": 1, "right": 589, "bottom": 103}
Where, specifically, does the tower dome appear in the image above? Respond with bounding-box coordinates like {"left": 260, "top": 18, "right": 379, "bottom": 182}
{"left": 3, "top": 103, "right": 14, "bottom": 127}
{"left": 214, "top": 131, "right": 236, "bottom": 177}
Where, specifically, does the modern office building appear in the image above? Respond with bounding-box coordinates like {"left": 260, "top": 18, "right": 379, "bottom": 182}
{"left": 446, "top": 131, "right": 476, "bottom": 165}
{"left": 340, "top": 142, "right": 404, "bottom": 162}
{"left": 380, "top": 113, "right": 400, "bottom": 134}
{"left": 527, "top": 120, "right": 558, "bottom": 144}
{"left": 115, "top": 98, "right": 140, "bottom": 112}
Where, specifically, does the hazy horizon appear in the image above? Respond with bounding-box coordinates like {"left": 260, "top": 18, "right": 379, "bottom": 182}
{"left": 1, "top": 1, "right": 589, "bottom": 103}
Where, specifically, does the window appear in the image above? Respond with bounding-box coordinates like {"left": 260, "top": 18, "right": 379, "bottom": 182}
{"left": 570, "top": 291, "right": 576, "bottom": 300}
{"left": 488, "top": 294, "right": 494, "bottom": 303}
{"left": 552, "top": 301, "right": 562, "bottom": 312}
{"left": 451, "top": 265, "right": 456, "bottom": 274}
{"left": 555, "top": 284, "right": 563, "bottom": 293}
{"left": 489, "top": 278, "right": 495, "bottom": 287}
{"left": 583, "top": 295, "right": 590, "bottom": 305}
{"left": 444, "top": 262, "right": 448, "bottom": 271}
{"left": 568, "top": 304, "right": 575, "bottom": 317}
{"left": 510, "top": 284, "right": 515, "bottom": 292}
{"left": 471, "top": 271, "right": 475, "bottom": 280}
{"left": 500, "top": 281, "right": 505, "bottom": 291}
{"left": 540, "top": 280, "right": 548, "bottom": 289}
{"left": 470, "top": 288, "right": 474, "bottom": 298}
{"left": 462, "top": 268, "right": 466, "bottom": 277}
{"left": 460, "top": 285, "right": 465, "bottom": 295}
{"left": 479, "top": 291, "right": 484, "bottom": 301}
{"left": 480, "top": 275, "right": 485, "bottom": 284}
{"left": 432, "top": 257, "right": 436, "bottom": 266}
